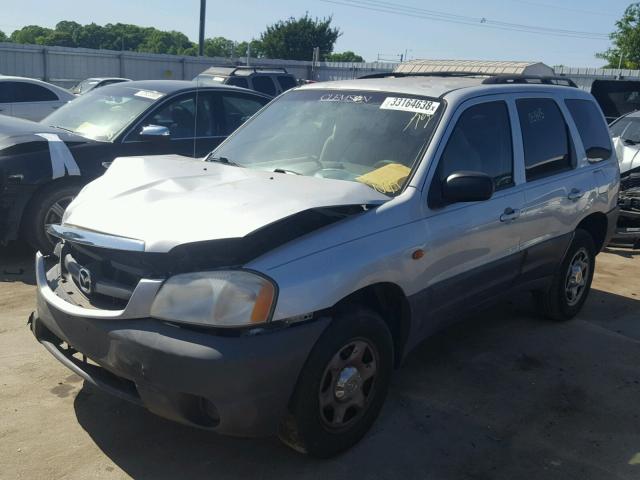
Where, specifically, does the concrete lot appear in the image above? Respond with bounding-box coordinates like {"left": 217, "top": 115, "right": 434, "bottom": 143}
{"left": 1, "top": 243, "right": 639, "bottom": 480}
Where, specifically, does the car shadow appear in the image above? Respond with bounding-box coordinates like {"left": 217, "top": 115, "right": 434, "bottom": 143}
{"left": 0, "top": 241, "right": 35, "bottom": 285}
{"left": 603, "top": 246, "right": 640, "bottom": 258}
{"left": 72, "top": 290, "right": 640, "bottom": 480}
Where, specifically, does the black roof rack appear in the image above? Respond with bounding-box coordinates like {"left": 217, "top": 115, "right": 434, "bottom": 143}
{"left": 230, "top": 66, "right": 289, "bottom": 75}
{"left": 482, "top": 74, "right": 577, "bottom": 87}
{"left": 358, "top": 71, "right": 577, "bottom": 88}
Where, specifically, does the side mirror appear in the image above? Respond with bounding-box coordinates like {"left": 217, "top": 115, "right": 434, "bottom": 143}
{"left": 585, "top": 146, "right": 611, "bottom": 161}
{"left": 442, "top": 171, "right": 494, "bottom": 203}
{"left": 139, "top": 124, "right": 170, "bottom": 140}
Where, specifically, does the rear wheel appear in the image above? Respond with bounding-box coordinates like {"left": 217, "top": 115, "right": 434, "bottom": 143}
{"left": 535, "top": 229, "right": 596, "bottom": 321}
{"left": 279, "top": 307, "right": 393, "bottom": 458}
{"left": 22, "top": 182, "right": 81, "bottom": 253}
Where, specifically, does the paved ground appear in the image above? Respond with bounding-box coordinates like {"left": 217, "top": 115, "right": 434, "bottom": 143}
{"left": 1, "top": 242, "right": 640, "bottom": 480}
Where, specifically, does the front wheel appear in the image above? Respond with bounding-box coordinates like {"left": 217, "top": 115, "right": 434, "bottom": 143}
{"left": 22, "top": 182, "right": 81, "bottom": 253}
{"left": 279, "top": 307, "right": 393, "bottom": 458}
{"left": 535, "top": 229, "right": 596, "bottom": 321}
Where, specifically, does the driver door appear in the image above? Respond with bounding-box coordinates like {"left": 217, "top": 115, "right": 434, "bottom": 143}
{"left": 414, "top": 97, "right": 526, "bottom": 336}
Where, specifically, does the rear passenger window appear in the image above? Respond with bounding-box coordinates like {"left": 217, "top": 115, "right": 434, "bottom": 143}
{"left": 277, "top": 75, "right": 297, "bottom": 91}
{"left": 517, "top": 98, "right": 572, "bottom": 180}
{"left": 221, "top": 94, "right": 268, "bottom": 134}
{"left": 438, "top": 101, "right": 513, "bottom": 190}
{"left": 565, "top": 99, "right": 611, "bottom": 160}
{"left": 227, "top": 77, "right": 249, "bottom": 89}
{"left": 251, "top": 76, "right": 276, "bottom": 96}
{"left": 5, "top": 81, "right": 58, "bottom": 102}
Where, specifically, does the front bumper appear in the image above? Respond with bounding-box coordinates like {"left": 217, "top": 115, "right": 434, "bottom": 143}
{"left": 31, "top": 252, "right": 329, "bottom": 437}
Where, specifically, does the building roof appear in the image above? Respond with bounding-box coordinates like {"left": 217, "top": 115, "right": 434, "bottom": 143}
{"left": 395, "top": 59, "right": 555, "bottom": 76}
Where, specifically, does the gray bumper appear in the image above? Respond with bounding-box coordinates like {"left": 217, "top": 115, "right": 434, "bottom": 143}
{"left": 31, "top": 254, "right": 329, "bottom": 437}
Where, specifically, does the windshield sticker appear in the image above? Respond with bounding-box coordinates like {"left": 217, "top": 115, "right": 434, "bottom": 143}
{"left": 320, "top": 93, "right": 372, "bottom": 103}
{"left": 134, "top": 89, "right": 164, "bottom": 101}
{"left": 380, "top": 97, "right": 440, "bottom": 115}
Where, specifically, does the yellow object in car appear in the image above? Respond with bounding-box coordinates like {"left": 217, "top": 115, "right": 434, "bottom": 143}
{"left": 356, "top": 163, "right": 411, "bottom": 194}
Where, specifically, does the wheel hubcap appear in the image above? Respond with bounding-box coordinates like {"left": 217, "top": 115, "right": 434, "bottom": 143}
{"left": 319, "top": 339, "right": 378, "bottom": 430}
{"left": 565, "top": 248, "right": 590, "bottom": 306}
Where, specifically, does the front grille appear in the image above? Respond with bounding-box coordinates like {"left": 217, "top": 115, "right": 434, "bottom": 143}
{"left": 59, "top": 242, "right": 169, "bottom": 309}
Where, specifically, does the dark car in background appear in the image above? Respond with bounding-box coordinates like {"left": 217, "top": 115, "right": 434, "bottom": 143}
{"left": 0, "top": 80, "right": 271, "bottom": 252}
{"left": 70, "top": 77, "right": 131, "bottom": 95}
{"left": 194, "top": 66, "right": 298, "bottom": 96}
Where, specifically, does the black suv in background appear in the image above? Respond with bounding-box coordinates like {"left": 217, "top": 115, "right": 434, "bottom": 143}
{"left": 194, "top": 66, "right": 298, "bottom": 96}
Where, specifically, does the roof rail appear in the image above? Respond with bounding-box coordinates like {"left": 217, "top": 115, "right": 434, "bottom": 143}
{"left": 482, "top": 74, "right": 577, "bottom": 87}
{"left": 358, "top": 71, "right": 486, "bottom": 79}
{"left": 358, "top": 71, "right": 578, "bottom": 88}
{"left": 230, "top": 66, "right": 289, "bottom": 75}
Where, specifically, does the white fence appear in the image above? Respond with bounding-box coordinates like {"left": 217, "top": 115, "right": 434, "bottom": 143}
{"left": 0, "top": 42, "right": 395, "bottom": 87}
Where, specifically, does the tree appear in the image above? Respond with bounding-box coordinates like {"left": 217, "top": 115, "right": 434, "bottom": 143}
{"left": 260, "top": 15, "right": 341, "bottom": 61}
{"left": 10, "top": 25, "right": 52, "bottom": 45}
{"left": 203, "top": 36, "right": 236, "bottom": 57}
{"left": 325, "top": 51, "right": 364, "bottom": 62}
{"left": 597, "top": 3, "right": 640, "bottom": 68}
{"left": 0, "top": 30, "right": 8, "bottom": 42}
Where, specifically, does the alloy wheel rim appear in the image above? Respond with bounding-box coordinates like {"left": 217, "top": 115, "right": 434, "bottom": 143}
{"left": 44, "top": 195, "right": 74, "bottom": 241}
{"left": 564, "top": 247, "right": 590, "bottom": 306}
{"left": 318, "top": 338, "right": 378, "bottom": 430}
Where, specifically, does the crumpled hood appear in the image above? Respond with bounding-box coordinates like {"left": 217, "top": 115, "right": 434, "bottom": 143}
{"left": 614, "top": 136, "right": 640, "bottom": 175}
{"left": 64, "top": 155, "right": 390, "bottom": 252}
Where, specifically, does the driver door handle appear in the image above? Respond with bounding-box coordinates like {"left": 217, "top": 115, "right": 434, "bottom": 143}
{"left": 568, "top": 188, "right": 584, "bottom": 201}
{"left": 500, "top": 207, "right": 521, "bottom": 223}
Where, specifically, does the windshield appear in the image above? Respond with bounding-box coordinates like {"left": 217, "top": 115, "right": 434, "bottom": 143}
{"left": 43, "top": 85, "right": 165, "bottom": 141}
{"left": 211, "top": 89, "right": 444, "bottom": 195}
{"left": 610, "top": 116, "right": 640, "bottom": 144}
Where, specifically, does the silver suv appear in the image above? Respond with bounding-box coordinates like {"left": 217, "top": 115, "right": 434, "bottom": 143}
{"left": 31, "top": 72, "right": 619, "bottom": 457}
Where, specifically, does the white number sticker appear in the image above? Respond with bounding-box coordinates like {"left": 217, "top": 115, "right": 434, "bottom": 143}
{"left": 380, "top": 97, "right": 440, "bottom": 115}
{"left": 134, "top": 90, "right": 164, "bottom": 100}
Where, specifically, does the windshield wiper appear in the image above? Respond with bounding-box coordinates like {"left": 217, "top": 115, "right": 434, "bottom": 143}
{"left": 273, "top": 168, "right": 302, "bottom": 175}
{"left": 205, "top": 155, "right": 242, "bottom": 167}
{"left": 49, "top": 125, "right": 77, "bottom": 134}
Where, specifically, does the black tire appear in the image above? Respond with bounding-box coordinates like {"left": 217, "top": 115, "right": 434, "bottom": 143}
{"left": 279, "top": 306, "right": 393, "bottom": 458}
{"left": 22, "top": 182, "right": 82, "bottom": 253}
{"left": 535, "top": 229, "right": 596, "bottom": 321}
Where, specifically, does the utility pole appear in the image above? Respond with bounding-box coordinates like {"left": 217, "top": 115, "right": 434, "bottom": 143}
{"left": 198, "top": 0, "right": 206, "bottom": 56}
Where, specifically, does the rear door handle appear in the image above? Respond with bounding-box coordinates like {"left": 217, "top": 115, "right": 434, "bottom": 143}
{"left": 500, "top": 207, "right": 521, "bottom": 222}
{"left": 567, "top": 188, "right": 584, "bottom": 201}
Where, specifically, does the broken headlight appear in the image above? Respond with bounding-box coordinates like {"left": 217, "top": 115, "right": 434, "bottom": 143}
{"left": 150, "top": 271, "right": 276, "bottom": 327}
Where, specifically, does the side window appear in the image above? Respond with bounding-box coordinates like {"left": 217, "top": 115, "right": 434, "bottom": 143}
{"left": 227, "top": 77, "right": 249, "bottom": 89}
{"left": 438, "top": 101, "right": 514, "bottom": 191}
{"left": 0, "top": 82, "right": 14, "bottom": 103}
{"left": 251, "top": 76, "right": 276, "bottom": 96}
{"left": 146, "top": 94, "right": 197, "bottom": 139}
{"left": 565, "top": 99, "right": 611, "bottom": 159}
{"left": 277, "top": 75, "right": 297, "bottom": 91}
{"left": 8, "top": 82, "right": 58, "bottom": 102}
{"left": 516, "top": 98, "right": 572, "bottom": 180}
{"left": 220, "top": 94, "right": 268, "bottom": 134}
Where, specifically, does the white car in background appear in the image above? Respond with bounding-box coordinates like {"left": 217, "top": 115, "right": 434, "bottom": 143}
{"left": 0, "top": 76, "right": 75, "bottom": 121}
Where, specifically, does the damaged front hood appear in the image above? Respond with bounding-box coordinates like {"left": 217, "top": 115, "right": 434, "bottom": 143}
{"left": 614, "top": 136, "right": 640, "bottom": 175}
{"left": 64, "top": 155, "right": 389, "bottom": 252}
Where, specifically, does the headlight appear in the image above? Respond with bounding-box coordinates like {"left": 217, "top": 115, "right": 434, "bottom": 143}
{"left": 150, "top": 271, "right": 276, "bottom": 328}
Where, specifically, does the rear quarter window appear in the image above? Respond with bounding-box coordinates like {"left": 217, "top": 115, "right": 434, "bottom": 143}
{"left": 565, "top": 99, "right": 611, "bottom": 159}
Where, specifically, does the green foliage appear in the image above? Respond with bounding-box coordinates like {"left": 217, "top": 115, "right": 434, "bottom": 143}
{"left": 597, "top": 3, "right": 640, "bottom": 68}
{"left": 260, "top": 15, "right": 341, "bottom": 61}
{"left": 0, "top": 30, "right": 8, "bottom": 42}
{"left": 325, "top": 51, "right": 364, "bottom": 62}
{"left": 4, "top": 17, "right": 349, "bottom": 61}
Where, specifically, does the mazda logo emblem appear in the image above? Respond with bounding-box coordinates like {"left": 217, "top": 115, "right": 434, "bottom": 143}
{"left": 78, "top": 267, "right": 93, "bottom": 295}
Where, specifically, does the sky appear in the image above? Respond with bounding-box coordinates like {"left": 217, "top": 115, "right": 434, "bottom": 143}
{"left": 0, "top": 0, "right": 633, "bottom": 67}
